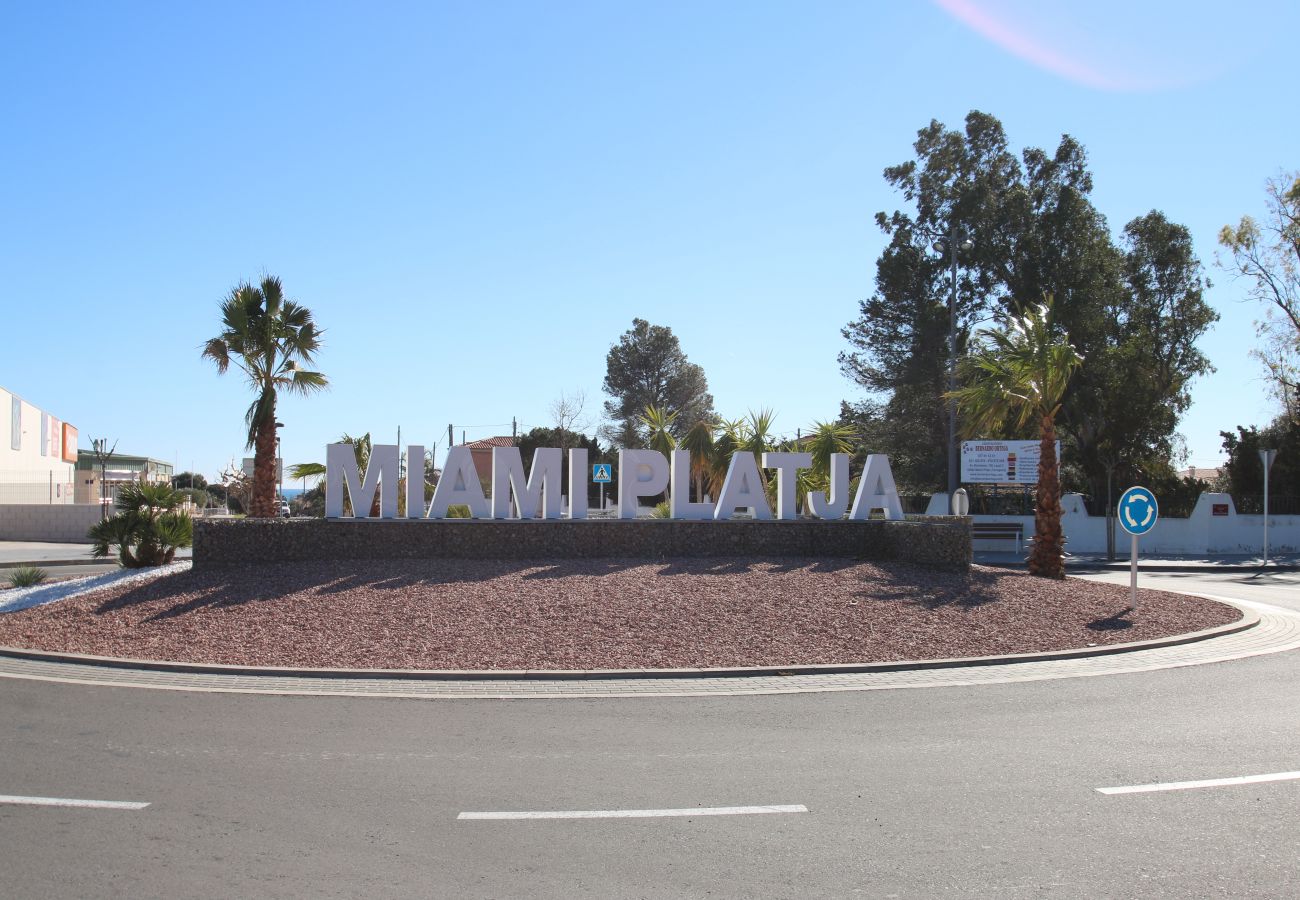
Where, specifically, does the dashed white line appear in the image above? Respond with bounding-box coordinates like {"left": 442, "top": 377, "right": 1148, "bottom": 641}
{"left": 1097, "top": 771, "right": 1300, "bottom": 795}
{"left": 458, "top": 804, "right": 808, "bottom": 820}
{"left": 0, "top": 794, "right": 150, "bottom": 810}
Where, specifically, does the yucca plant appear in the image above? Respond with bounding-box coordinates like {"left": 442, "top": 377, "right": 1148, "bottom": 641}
{"left": 679, "top": 419, "right": 717, "bottom": 502}
{"left": 7, "top": 566, "right": 48, "bottom": 588}
{"left": 797, "top": 420, "right": 856, "bottom": 515}
{"left": 89, "top": 482, "right": 194, "bottom": 568}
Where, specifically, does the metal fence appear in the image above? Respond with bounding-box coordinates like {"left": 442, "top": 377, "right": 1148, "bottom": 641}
{"left": 0, "top": 473, "right": 77, "bottom": 505}
{"left": 1232, "top": 494, "right": 1300, "bottom": 515}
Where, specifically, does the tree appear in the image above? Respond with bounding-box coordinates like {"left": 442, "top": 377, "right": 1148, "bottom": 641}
{"left": 949, "top": 300, "right": 1083, "bottom": 579}
{"left": 602, "top": 319, "right": 714, "bottom": 443}
{"left": 1218, "top": 172, "right": 1300, "bottom": 422}
{"left": 516, "top": 426, "right": 606, "bottom": 507}
{"left": 842, "top": 111, "right": 1216, "bottom": 500}
{"left": 202, "top": 276, "right": 327, "bottom": 518}
{"left": 171, "top": 472, "right": 208, "bottom": 491}
{"left": 1219, "top": 416, "right": 1300, "bottom": 510}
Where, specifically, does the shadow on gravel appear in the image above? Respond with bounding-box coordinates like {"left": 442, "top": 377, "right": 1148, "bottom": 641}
{"left": 1086, "top": 612, "right": 1135, "bottom": 631}
{"left": 850, "top": 563, "right": 1002, "bottom": 610}
{"left": 95, "top": 573, "right": 287, "bottom": 621}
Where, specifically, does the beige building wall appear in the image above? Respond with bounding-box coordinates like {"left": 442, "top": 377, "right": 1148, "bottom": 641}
{"left": 1, "top": 386, "right": 76, "bottom": 504}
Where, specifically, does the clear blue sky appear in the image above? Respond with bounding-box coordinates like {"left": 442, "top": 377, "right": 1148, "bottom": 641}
{"left": 2, "top": 1, "right": 1295, "bottom": 484}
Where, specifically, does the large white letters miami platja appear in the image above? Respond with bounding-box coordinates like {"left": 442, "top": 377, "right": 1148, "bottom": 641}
{"left": 325, "top": 444, "right": 902, "bottom": 521}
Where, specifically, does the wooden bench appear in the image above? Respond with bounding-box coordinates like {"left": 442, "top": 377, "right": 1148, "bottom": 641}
{"left": 971, "top": 521, "right": 1024, "bottom": 553}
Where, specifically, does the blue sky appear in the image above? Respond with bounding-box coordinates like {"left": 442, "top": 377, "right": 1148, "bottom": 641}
{"left": 2, "top": 1, "right": 1295, "bottom": 483}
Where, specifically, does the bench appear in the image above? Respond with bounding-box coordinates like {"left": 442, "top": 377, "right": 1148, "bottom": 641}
{"left": 971, "top": 521, "right": 1024, "bottom": 553}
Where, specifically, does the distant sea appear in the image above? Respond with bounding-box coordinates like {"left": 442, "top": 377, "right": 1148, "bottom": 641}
{"left": 280, "top": 488, "right": 306, "bottom": 499}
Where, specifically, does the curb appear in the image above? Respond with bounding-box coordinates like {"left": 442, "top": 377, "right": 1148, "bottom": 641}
{"left": 0, "top": 605, "right": 1260, "bottom": 683}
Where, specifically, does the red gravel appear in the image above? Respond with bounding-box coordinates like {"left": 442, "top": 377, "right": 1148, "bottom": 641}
{"left": 0, "top": 559, "right": 1240, "bottom": 670}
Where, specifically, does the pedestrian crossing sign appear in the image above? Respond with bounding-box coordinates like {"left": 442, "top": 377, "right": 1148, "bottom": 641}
{"left": 592, "top": 463, "right": 612, "bottom": 483}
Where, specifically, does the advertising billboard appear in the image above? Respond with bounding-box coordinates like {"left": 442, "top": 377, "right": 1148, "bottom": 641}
{"left": 61, "top": 422, "right": 78, "bottom": 462}
{"left": 960, "top": 440, "right": 1060, "bottom": 485}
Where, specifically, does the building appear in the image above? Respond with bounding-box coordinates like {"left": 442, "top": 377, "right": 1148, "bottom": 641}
{"left": 460, "top": 436, "right": 516, "bottom": 483}
{"left": 75, "top": 452, "right": 174, "bottom": 507}
{"left": 0, "top": 385, "right": 78, "bottom": 504}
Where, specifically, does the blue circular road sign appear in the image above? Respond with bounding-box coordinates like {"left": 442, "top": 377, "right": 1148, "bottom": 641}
{"left": 1118, "top": 486, "right": 1159, "bottom": 536}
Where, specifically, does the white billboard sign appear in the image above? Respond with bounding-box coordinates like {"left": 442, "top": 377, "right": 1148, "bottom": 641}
{"left": 960, "top": 440, "right": 1059, "bottom": 485}
{"left": 242, "top": 457, "right": 284, "bottom": 482}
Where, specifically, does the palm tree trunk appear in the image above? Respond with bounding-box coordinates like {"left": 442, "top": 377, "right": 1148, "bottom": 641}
{"left": 251, "top": 404, "right": 278, "bottom": 518}
{"left": 1028, "top": 414, "right": 1065, "bottom": 579}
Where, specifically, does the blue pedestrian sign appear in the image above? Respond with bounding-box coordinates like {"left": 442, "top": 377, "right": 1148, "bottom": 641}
{"left": 592, "top": 463, "right": 612, "bottom": 484}
{"left": 1118, "top": 486, "right": 1158, "bottom": 536}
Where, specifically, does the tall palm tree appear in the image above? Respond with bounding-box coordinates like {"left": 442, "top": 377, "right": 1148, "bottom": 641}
{"left": 202, "top": 276, "right": 327, "bottom": 518}
{"left": 948, "top": 298, "right": 1084, "bottom": 579}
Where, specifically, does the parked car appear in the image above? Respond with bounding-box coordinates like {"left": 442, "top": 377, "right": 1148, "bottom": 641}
{"left": 278, "top": 500, "right": 291, "bottom": 518}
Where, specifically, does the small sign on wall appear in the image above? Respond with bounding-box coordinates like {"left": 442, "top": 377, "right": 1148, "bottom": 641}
{"left": 1212, "top": 503, "right": 1230, "bottom": 517}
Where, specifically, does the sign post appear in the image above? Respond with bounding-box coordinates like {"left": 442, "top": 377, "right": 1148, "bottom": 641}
{"left": 1117, "top": 486, "right": 1159, "bottom": 610}
{"left": 592, "top": 463, "right": 612, "bottom": 511}
{"left": 1259, "top": 449, "right": 1277, "bottom": 565}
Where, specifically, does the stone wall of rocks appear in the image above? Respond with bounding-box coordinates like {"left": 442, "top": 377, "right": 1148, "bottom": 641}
{"left": 195, "top": 516, "right": 971, "bottom": 571}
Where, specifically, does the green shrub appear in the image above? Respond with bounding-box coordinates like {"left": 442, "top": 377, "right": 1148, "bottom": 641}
{"left": 88, "top": 482, "right": 193, "bottom": 568}
{"left": 650, "top": 500, "right": 672, "bottom": 519}
{"left": 445, "top": 504, "right": 472, "bottom": 519}
{"left": 7, "top": 566, "right": 48, "bottom": 588}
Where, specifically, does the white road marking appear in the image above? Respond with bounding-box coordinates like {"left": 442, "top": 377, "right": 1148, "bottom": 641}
{"left": 458, "top": 804, "right": 808, "bottom": 820}
{"left": 0, "top": 794, "right": 150, "bottom": 810}
{"left": 1097, "top": 771, "right": 1300, "bottom": 795}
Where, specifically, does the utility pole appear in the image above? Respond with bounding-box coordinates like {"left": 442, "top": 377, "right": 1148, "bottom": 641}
{"left": 448, "top": 424, "right": 454, "bottom": 453}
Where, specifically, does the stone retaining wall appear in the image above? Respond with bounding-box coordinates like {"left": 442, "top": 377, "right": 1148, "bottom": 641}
{"left": 194, "top": 516, "right": 972, "bottom": 571}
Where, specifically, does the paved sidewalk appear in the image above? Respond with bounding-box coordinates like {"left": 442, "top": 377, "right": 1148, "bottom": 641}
{"left": 0, "top": 541, "right": 190, "bottom": 567}
{"left": 976, "top": 550, "right": 1300, "bottom": 572}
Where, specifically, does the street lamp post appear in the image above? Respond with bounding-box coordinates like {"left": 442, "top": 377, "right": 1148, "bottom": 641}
{"left": 932, "top": 223, "right": 974, "bottom": 498}
{"left": 274, "top": 420, "right": 285, "bottom": 512}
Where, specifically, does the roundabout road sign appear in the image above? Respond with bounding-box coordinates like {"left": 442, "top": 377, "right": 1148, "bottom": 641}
{"left": 1118, "top": 486, "right": 1158, "bottom": 536}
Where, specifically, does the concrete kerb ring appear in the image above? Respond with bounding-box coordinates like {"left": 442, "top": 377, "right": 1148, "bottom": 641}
{"left": 0, "top": 594, "right": 1290, "bottom": 699}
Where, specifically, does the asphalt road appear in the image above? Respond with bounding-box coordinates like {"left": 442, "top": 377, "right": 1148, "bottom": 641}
{"left": 1, "top": 572, "right": 1297, "bottom": 899}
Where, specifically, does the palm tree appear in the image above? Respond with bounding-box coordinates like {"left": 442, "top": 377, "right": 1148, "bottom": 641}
{"left": 798, "top": 420, "right": 856, "bottom": 514}
{"left": 89, "top": 481, "right": 193, "bottom": 568}
{"left": 202, "top": 276, "right": 327, "bottom": 518}
{"left": 679, "top": 419, "right": 717, "bottom": 502}
{"left": 707, "top": 417, "right": 749, "bottom": 501}
{"left": 289, "top": 432, "right": 374, "bottom": 516}
{"left": 639, "top": 405, "right": 678, "bottom": 504}
{"left": 948, "top": 298, "right": 1084, "bottom": 579}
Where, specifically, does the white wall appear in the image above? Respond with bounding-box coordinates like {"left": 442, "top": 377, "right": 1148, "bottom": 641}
{"left": 934, "top": 491, "right": 1300, "bottom": 556}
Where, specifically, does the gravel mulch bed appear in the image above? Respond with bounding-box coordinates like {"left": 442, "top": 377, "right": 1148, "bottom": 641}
{"left": 0, "top": 558, "right": 1240, "bottom": 671}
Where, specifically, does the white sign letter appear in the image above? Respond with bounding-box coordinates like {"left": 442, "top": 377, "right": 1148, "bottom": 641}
{"left": 762, "top": 451, "right": 811, "bottom": 521}
{"left": 714, "top": 453, "right": 773, "bottom": 521}
{"left": 670, "top": 450, "right": 715, "bottom": 520}
{"left": 807, "top": 453, "right": 851, "bottom": 520}
{"left": 492, "top": 447, "right": 562, "bottom": 519}
{"left": 428, "top": 446, "right": 490, "bottom": 519}
{"left": 405, "top": 445, "right": 425, "bottom": 518}
{"left": 849, "top": 454, "right": 904, "bottom": 520}
{"left": 325, "top": 442, "right": 399, "bottom": 519}
{"left": 618, "top": 449, "right": 669, "bottom": 518}
{"left": 567, "top": 448, "right": 588, "bottom": 519}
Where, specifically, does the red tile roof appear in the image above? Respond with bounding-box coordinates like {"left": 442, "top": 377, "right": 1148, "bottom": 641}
{"left": 460, "top": 436, "right": 515, "bottom": 449}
